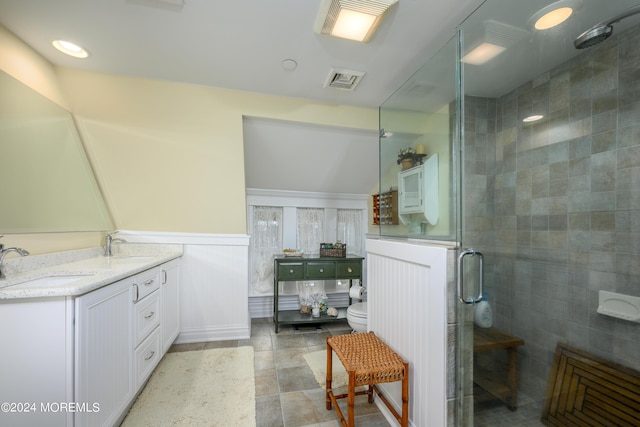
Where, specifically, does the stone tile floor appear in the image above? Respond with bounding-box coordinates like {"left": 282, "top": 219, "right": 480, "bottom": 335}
{"left": 168, "top": 318, "right": 543, "bottom": 426}
{"left": 169, "top": 317, "right": 390, "bottom": 427}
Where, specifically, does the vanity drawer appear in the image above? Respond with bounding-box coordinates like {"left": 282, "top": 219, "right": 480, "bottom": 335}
{"left": 134, "top": 290, "right": 160, "bottom": 346}
{"left": 337, "top": 262, "right": 362, "bottom": 278}
{"left": 306, "top": 262, "right": 335, "bottom": 279}
{"left": 133, "top": 268, "right": 161, "bottom": 302}
{"left": 277, "top": 263, "right": 304, "bottom": 280}
{"left": 135, "top": 328, "right": 161, "bottom": 388}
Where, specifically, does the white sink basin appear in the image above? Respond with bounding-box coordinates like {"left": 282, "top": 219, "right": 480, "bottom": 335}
{"left": 9, "top": 274, "right": 94, "bottom": 289}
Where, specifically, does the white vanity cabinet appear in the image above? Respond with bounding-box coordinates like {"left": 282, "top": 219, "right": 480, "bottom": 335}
{"left": 132, "top": 268, "right": 162, "bottom": 390}
{"left": 0, "top": 255, "right": 181, "bottom": 427}
{"left": 74, "top": 278, "right": 134, "bottom": 427}
{"left": 161, "top": 258, "right": 180, "bottom": 353}
{"left": 0, "top": 297, "right": 74, "bottom": 427}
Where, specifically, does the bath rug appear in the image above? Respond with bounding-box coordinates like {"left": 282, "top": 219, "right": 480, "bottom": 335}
{"left": 303, "top": 349, "right": 348, "bottom": 389}
{"left": 121, "top": 346, "right": 255, "bottom": 426}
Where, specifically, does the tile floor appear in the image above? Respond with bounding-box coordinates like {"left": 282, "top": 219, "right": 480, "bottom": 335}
{"left": 168, "top": 317, "right": 390, "bottom": 427}
{"left": 168, "top": 318, "right": 543, "bottom": 427}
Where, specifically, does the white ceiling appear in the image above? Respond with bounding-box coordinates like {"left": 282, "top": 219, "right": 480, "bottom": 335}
{"left": 3, "top": 0, "right": 640, "bottom": 195}
{"left": 0, "top": 0, "right": 484, "bottom": 109}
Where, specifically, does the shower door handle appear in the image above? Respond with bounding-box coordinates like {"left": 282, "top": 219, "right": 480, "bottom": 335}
{"left": 457, "top": 248, "right": 483, "bottom": 304}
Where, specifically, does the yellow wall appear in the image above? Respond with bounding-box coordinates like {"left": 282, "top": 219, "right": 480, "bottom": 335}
{"left": 1, "top": 25, "right": 378, "bottom": 251}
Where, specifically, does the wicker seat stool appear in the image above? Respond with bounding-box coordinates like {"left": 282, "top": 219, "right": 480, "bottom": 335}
{"left": 326, "top": 332, "right": 409, "bottom": 427}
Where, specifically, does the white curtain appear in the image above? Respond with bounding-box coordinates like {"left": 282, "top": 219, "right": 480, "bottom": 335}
{"left": 337, "top": 209, "right": 363, "bottom": 255}
{"left": 296, "top": 208, "right": 324, "bottom": 254}
{"left": 251, "top": 206, "right": 282, "bottom": 294}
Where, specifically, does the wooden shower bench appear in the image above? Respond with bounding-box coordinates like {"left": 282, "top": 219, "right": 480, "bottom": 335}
{"left": 326, "top": 332, "right": 409, "bottom": 426}
{"left": 474, "top": 326, "right": 524, "bottom": 410}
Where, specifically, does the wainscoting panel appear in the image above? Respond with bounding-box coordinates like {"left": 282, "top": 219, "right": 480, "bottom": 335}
{"left": 117, "top": 231, "right": 251, "bottom": 343}
{"left": 366, "top": 238, "right": 455, "bottom": 427}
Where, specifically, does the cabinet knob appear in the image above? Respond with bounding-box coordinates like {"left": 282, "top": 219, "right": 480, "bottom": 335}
{"left": 319, "top": 268, "right": 324, "bottom": 273}
{"left": 289, "top": 269, "right": 294, "bottom": 274}
{"left": 347, "top": 268, "right": 353, "bottom": 273}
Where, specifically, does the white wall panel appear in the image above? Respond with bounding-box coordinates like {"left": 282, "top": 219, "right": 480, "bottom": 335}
{"left": 118, "top": 230, "right": 250, "bottom": 342}
{"left": 366, "top": 238, "right": 453, "bottom": 427}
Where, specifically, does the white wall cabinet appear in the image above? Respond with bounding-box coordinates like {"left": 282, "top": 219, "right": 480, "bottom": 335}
{"left": 0, "top": 258, "right": 180, "bottom": 427}
{"left": 397, "top": 153, "right": 439, "bottom": 225}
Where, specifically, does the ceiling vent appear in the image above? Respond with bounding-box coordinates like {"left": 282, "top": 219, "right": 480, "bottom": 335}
{"left": 324, "top": 67, "right": 365, "bottom": 91}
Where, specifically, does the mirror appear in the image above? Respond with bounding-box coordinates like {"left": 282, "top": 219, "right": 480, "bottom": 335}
{"left": 0, "top": 71, "right": 114, "bottom": 233}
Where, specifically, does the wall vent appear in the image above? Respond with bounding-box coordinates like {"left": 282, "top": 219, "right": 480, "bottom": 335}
{"left": 324, "top": 67, "right": 365, "bottom": 91}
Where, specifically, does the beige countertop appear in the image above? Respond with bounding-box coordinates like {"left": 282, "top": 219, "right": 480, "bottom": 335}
{"left": 0, "top": 244, "right": 183, "bottom": 300}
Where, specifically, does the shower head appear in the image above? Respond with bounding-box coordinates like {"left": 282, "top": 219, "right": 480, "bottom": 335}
{"left": 574, "top": 4, "right": 640, "bottom": 49}
{"left": 574, "top": 24, "right": 613, "bottom": 49}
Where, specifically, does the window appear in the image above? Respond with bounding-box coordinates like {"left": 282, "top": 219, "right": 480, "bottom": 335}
{"left": 337, "top": 209, "right": 362, "bottom": 256}
{"left": 247, "top": 189, "right": 368, "bottom": 296}
{"left": 250, "top": 206, "right": 282, "bottom": 294}
{"left": 296, "top": 208, "right": 324, "bottom": 254}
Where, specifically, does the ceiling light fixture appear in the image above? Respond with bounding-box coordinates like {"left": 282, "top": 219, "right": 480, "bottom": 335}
{"left": 535, "top": 7, "right": 573, "bottom": 30}
{"left": 52, "top": 40, "right": 89, "bottom": 58}
{"left": 314, "top": 0, "right": 398, "bottom": 43}
{"left": 461, "top": 20, "right": 528, "bottom": 66}
{"left": 461, "top": 42, "right": 506, "bottom": 65}
{"left": 530, "top": 0, "right": 580, "bottom": 31}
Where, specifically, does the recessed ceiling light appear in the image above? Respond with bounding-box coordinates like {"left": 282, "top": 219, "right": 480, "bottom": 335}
{"left": 530, "top": 0, "right": 581, "bottom": 31}
{"left": 523, "top": 115, "right": 544, "bottom": 123}
{"left": 52, "top": 40, "right": 89, "bottom": 58}
{"left": 535, "top": 7, "right": 573, "bottom": 30}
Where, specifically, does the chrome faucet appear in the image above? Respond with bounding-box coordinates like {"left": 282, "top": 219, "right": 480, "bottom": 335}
{"left": 0, "top": 237, "right": 30, "bottom": 280}
{"left": 104, "top": 231, "right": 127, "bottom": 257}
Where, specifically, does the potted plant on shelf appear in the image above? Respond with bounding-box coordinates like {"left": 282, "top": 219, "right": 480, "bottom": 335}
{"left": 397, "top": 147, "right": 416, "bottom": 170}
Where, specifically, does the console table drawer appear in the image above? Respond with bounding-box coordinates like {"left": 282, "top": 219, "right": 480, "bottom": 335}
{"left": 277, "top": 263, "right": 304, "bottom": 280}
{"left": 306, "top": 262, "right": 335, "bottom": 279}
{"left": 337, "top": 262, "right": 362, "bottom": 278}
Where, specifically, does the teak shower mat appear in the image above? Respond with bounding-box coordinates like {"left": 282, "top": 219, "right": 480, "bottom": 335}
{"left": 541, "top": 342, "right": 640, "bottom": 426}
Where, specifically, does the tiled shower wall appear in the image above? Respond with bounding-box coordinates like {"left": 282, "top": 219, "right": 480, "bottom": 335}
{"left": 463, "top": 23, "right": 640, "bottom": 401}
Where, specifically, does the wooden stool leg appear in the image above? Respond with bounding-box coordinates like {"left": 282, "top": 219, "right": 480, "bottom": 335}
{"left": 367, "top": 385, "right": 374, "bottom": 403}
{"left": 348, "top": 371, "right": 355, "bottom": 426}
{"left": 401, "top": 362, "right": 409, "bottom": 427}
{"left": 326, "top": 342, "right": 333, "bottom": 410}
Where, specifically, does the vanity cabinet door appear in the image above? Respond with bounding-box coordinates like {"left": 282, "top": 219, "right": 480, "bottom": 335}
{"left": 75, "top": 278, "right": 134, "bottom": 427}
{"left": 161, "top": 259, "right": 180, "bottom": 354}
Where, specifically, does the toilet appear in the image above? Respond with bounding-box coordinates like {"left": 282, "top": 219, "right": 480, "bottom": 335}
{"left": 346, "top": 301, "right": 368, "bottom": 333}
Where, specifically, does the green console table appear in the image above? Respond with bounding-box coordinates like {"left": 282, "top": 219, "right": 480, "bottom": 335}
{"left": 273, "top": 255, "right": 364, "bottom": 333}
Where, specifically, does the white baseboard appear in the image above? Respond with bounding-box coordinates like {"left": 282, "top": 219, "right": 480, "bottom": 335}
{"left": 176, "top": 324, "right": 251, "bottom": 343}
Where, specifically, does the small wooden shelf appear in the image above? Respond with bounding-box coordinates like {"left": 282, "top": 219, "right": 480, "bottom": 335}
{"left": 277, "top": 308, "right": 347, "bottom": 325}
{"left": 373, "top": 190, "right": 398, "bottom": 225}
